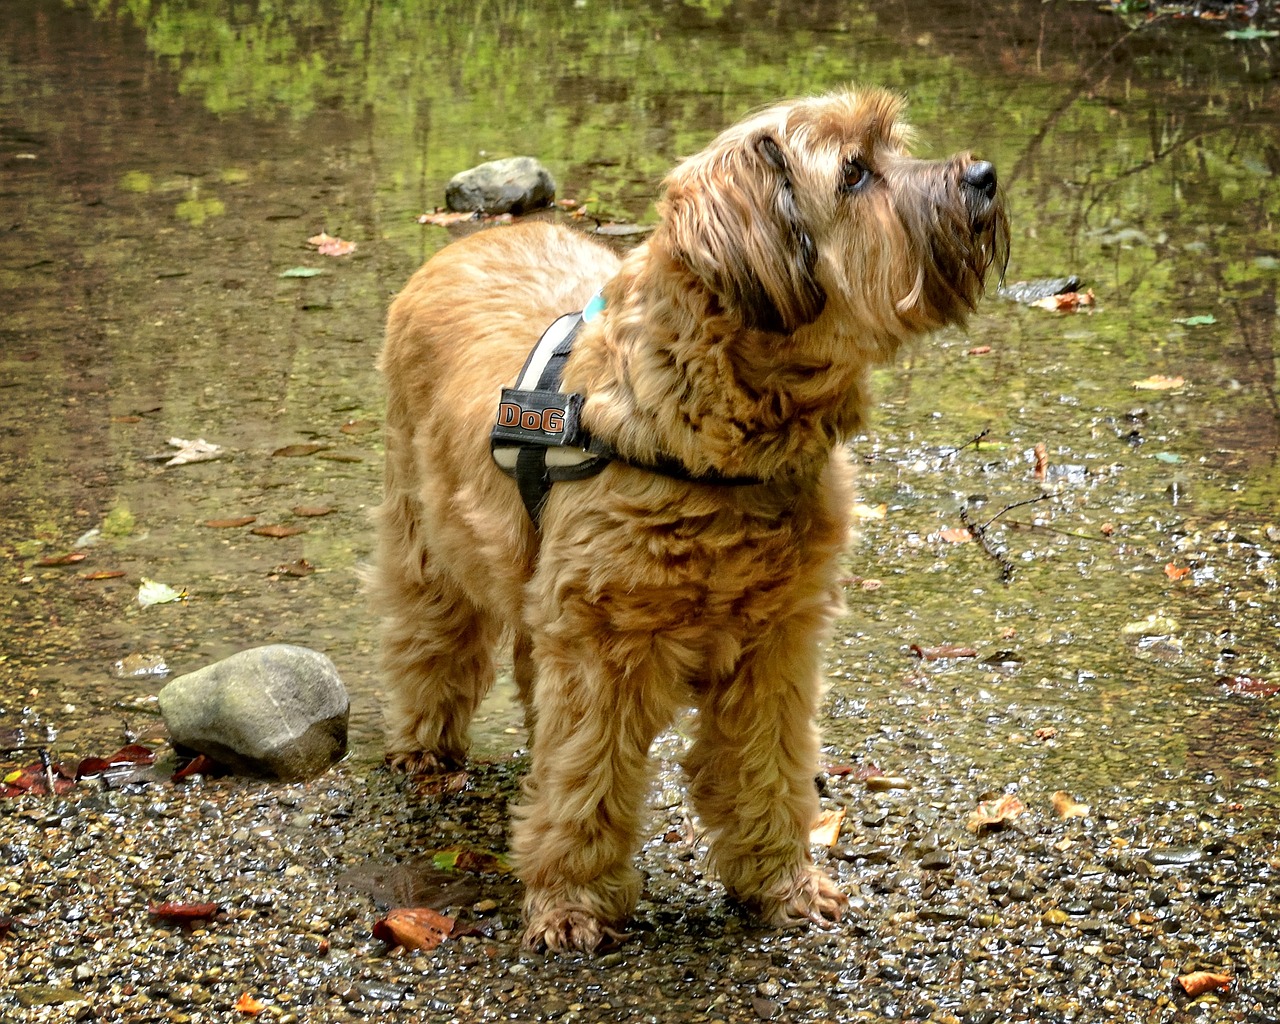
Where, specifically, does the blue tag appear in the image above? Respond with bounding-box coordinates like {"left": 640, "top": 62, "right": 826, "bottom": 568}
{"left": 582, "top": 291, "right": 606, "bottom": 323}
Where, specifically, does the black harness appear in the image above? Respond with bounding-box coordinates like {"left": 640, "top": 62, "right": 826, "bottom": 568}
{"left": 489, "top": 296, "right": 765, "bottom": 523}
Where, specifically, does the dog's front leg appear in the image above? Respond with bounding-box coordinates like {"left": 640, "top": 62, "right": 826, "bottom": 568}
{"left": 511, "top": 624, "right": 685, "bottom": 953}
{"left": 684, "top": 606, "right": 848, "bottom": 929}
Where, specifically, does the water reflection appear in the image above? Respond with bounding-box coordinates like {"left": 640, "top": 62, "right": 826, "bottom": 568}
{"left": 0, "top": 2, "right": 1275, "bottom": 804}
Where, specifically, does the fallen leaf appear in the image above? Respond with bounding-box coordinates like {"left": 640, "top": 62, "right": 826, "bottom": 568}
{"left": 1034, "top": 726, "right": 1058, "bottom": 741}
{"left": 966, "top": 345, "right": 992, "bottom": 356}
{"left": 203, "top": 516, "right": 257, "bottom": 529}
{"left": 809, "top": 808, "right": 845, "bottom": 848}
{"left": 1176, "top": 970, "right": 1231, "bottom": 997}
{"left": 966, "top": 794, "right": 1025, "bottom": 833}
{"left": 1, "top": 761, "right": 76, "bottom": 797}
{"left": 34, "top": 551, "right": 86, "bottom": 567}
{"left": 79, "top": 569, "right": 127, "bottom": 580}
{"left": 272, "top": 443, "right": 328, "bottom": 458}
{"left": 1164, "top": 563, "right": 1191, "bottom": 581}
{"left": 429, "top": 847, "right": 511, "bottom": 874}
{"left": 339, "top": 419, "right": 378, "bottom": 435}
{"left": 911, "top": 644, "right": 978, "bottom": 661}
{"left": 251, "top": 524, "right": 307, "bottom": 538}
{"left": 172, "top": 753, "right": 224, "bottom": 781}
{"left": 1100, "top": 522, "right": 1115, "bottom": 536}
{"left": 291, "top": 505, "right": 332, "bottom": 517}
{"left": 165, "top": 437, "right": 222, "bottom": 466}
{"left": 270, "top": 559, "right": 315, "bottom": 577}
{"left": 1030, "top": 289, "right": 1094, "bottom": 312}
{"left": 417, "top": 210, "right": 480, "bottom": 227}
{"left": 1051, "top": 790, "right": 1090, "bottom": 819}
{"left": 937, "top": 527, "right": 974, "bottom": 544}
{"left": 1133, "top": 375, "right": 1185, "bottom": 391}
{"left": 137, "top": 578, "right": 186, "bottom": 606}
{"left": 1218, "top": 675, "right": 1280, "bottom": 698}
{"left": 234, "top": 992, "right": 266, "bottom": 1015}
{"left": 307, "top": 231, "right": 356, "bottom": 256}
{"left": 279, "top": 266, "right": 325, "bottom": 278}
{"left": 372, "top": 907, "right": 455, "bottom": 952}
{"left": 1172, "top": 314, "right": 1216, "bottom": 326}
{"left": 148, "top": 902, "right": 219, "bottom": 924}
{"left": 851, "top": 501, "right": 887, "bottom": 520}
{"left": 1033, "top": 442, "right": 1048, "bottom": 481}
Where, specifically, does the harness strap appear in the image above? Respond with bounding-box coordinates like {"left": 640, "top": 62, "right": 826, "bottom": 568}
{"left": 490, "top": 297, "right": 766, "bottom": 525}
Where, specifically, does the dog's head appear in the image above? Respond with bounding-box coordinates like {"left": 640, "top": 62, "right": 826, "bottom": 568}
{"left": 656, "top": 87, "right": 1009, "bottom": 343}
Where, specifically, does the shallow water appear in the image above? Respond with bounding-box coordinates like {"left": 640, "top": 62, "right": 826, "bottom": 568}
{"left": 1, "top": 0, "right": 1276, "bottom": 810}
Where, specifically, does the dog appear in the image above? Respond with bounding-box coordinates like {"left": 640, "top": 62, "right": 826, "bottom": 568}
{"left": 372, "top": 86, "right": 1008, "bottom": 953}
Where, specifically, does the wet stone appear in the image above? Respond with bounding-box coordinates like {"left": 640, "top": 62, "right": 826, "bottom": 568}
{"left": 1144, "top": 845, "right": 1203, "bottom": 867}
{"left": 920, "top": 850, "right": 953, "bottom": 870}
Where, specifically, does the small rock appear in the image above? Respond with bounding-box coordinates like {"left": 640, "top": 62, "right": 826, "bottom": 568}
{"left": 445, "top": 156, "right": 555, "bottom": 215}
{"left": 158, "top": 645, "right": 349, "bottom": 781}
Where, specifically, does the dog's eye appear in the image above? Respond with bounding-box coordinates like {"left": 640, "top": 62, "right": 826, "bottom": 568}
{"left": 842, "top": 158, "right": 872, "bottom": 193}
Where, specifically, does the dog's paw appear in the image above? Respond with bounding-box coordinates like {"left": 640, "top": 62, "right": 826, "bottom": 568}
{"left": 384, "top": 749, "right": 463, "bottom": 774}
{"left": 758, "top": 865, "right": 847, "bottom": 929}
{"left": 522, "top": 906, "right": 628, "bottom": 954}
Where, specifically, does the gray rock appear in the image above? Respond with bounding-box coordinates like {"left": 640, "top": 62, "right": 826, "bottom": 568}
{"left": 445, "top": 156, "right": 555, "bottom": 215}
{"left": 158, "top": 645, "right": 349, "bottom": 781}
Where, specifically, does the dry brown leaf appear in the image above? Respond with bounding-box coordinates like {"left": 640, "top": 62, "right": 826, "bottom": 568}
{"left": 966, "top": 794, "right": 1025, "bottom": 833}
{"left": 234, "top": 992, "right": 266, "bottom": 1015}
{"left": 79, "top": 569, "right": 127, "bottom": 580}
{"left": 272, "top": 443, "right": 328, "bottom": 458}
{"left": 1051, "top": 790, "right": 1090, "bottom": 819}
{"left": 203, "top": 516, "right": 257, "bottom": 529}
{"left": 966, "top": 345, "right": 992, "bottom": 355}
{"left": 1033, "top": 442, "right": 1048, "bottom": 480}
{"left": 937, "top": 527, "right": 974, "bottom": 543}
{"left": 307, "top": 231, "right": 356, "bottom": 256}
{"left": 372, "top": 907, "right": 455, "bottom": 951}
{"left": 809, "top": 808, "right": 845, "bottom": 848}
{"left": 251, "top": 524, "right": 307, "bottom": 539}
{"left": 1030, "top": 289, "right": 1094, "bottom": 312}
{"left": 1176, "top": 970, "right": 1231, "bottom": 997}
{"left": 1164, "top": 563, "right": 1191, "bottom": 581}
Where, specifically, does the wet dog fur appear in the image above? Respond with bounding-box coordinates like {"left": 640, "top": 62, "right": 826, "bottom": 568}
{"left": 372, "top": 86, "right": 1008, "bottom": 952}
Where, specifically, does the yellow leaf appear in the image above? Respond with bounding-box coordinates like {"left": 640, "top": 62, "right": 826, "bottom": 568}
{"left": 1132, "top": 375, "right": 1185, "bottom": 391}
{"left": 852, "top": 502, "right": 887, "bottom": 520}
{"left": 809, "top": 808, "right": 845, "bottom": 848}
{"left": 1051, "top": 790, "right": 1090, "bottom": 819}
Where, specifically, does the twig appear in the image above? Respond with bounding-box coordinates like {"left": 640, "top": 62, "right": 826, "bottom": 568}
{"left": 960, "top": 495, "right": 1050, "bottom": 583}
{"left": 39, "top": 747, "right": 56, "bottom": 800}
{"left": 977, "top": 494, "right": 1050, "bottom": 531}
{"left": 943, "top": 428, "right": 991, "bottom": 460}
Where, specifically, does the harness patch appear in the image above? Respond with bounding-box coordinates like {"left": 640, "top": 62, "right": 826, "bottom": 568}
{"left": 490, "top": 291, "right": 766, "bottom": 526}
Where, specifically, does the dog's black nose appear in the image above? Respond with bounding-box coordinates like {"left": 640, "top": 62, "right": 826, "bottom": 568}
{"left": 962, "top": 161, "right": 998, "bottom": 200}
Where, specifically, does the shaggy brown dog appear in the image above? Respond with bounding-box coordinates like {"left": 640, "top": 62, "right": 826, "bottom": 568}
{"left": 373, "top": 86, "right": 1008, "bottom": 953}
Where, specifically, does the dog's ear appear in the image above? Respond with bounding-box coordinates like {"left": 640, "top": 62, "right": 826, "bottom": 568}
{"left": 661, "top": 133, "right": 826, "bottom": 333}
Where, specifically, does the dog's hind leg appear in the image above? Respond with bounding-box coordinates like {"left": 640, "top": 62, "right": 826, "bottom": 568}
{"left": 512, "top": 626, "right": 687, "bottom": 953}
{"left": 372, "top": 492, "right": 500, "bottom": 773}
{"left": 684, "top": 604, "right": 848, "bottom": 929}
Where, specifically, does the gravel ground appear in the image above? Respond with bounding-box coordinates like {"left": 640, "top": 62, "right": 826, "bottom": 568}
{"left": 3, "top": 722, "right": 1279, "bottom": 1024}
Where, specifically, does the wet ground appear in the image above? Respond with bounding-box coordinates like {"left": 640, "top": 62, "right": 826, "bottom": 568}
{"left": 2, "top": 0, "right": 1279, "bottom": 1021}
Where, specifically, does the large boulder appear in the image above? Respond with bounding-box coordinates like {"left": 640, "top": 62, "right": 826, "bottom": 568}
{"left": 445, "top": 156, "right": 556, "bottom": 215}
{"left": 158, "top": 645, "right": 349, "bottom": 781}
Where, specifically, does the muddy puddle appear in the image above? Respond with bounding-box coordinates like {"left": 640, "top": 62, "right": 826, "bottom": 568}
{"left": 3, "top": 0, "right": 1275, "bottom": 776}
